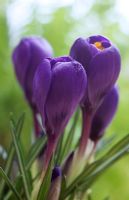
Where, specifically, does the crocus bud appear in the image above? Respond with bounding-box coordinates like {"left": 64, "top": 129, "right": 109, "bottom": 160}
{"left": 70, "top": 35, "right": 121, "bottom": 112}
{"left": 12, "top": 36, "right": 53, "bottom": 136}
{"left": 33, "top": 56, "right": 87, "bottom": 137}
{"left": 90, "top": 86, "right": 119, "bottom": 142}
{"left": 33, "top": 56, "right": 87, "bottom": 171}
{"left": 47, "top": 167, "right": 62, "bottom": 200}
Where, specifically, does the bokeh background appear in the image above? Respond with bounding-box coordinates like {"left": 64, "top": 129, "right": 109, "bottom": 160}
{"left": 0, "top": 0, "right": 129, "bottom": 199}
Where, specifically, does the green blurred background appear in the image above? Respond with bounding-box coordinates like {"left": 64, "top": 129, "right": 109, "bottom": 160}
{"left": 0, "top": 0, "right": 129, "bottom": 199}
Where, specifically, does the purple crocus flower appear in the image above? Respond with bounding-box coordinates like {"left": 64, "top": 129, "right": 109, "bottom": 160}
{"left": 70, "top": 35, "right": 121, "bottom": 155}
{"left": 90, "top": 86, "right": 119, "bottom": 142}
{"left": 12, "top": 36, "right": 53, "bottom": 136}
{"left": 70, "top": 35, "right": 121, "bottom": 112}
{"left": 33, "top": 56, "right": 87, "bottom": 171}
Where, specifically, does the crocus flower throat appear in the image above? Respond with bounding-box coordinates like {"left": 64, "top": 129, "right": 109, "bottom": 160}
{"left": 88, "top": 35, "right": 111, "bottom": 50}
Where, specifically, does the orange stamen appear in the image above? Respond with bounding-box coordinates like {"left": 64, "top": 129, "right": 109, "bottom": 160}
{"left": 94, "top": 42, "right": 104, "bottom": 50}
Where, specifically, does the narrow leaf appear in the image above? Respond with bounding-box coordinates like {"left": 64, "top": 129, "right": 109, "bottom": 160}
{"left": 59, "top": 175, "right": 67, "bottom": 200}
{"left": 26, "top": 135, "right": 47, "bottom": 170}
{"left": 0, "top": 113, "right": 25, "bottom": 198}
{"left": 10, "top": 121, "right": 31, "bottom": 200}
{"left": 80, "top": 144, "right": 129, "bottom": 191}
{"left": 57, "top": 110, "right": 79, "bottom": 165}
{"left": 37, "top": 156, "right": 53, "bottom": 200}
{"left": 0, "top": 167, "right": 21, "bottom": 200}
{"left": 55, "top": 133, "right": 65, "bottom": 165}
{"left": 62, "top": 110, "right": 79, "bottom": 160}
{"left": 63, "top": 134, "right": 129, "bottom": 198}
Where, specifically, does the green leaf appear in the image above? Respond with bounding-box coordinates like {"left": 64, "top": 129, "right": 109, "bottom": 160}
{"left": 79, "top": 143, "right": 129, "bottom": 191}
{"left": 55, "top": 132, "right": 65, "bottom": 165}
{"left": 63, "top": 134, "right": 129, "bottom": 198}
{"left": 61, "top": 110, "right": 79, "bottom": 160}
{"left": 10, "top": 120, "right": 31, "bottom": 200}
{"left": 0, "top": 167, "right": 21, "bottom": 200}
{"left": 37, "top": 156, "right": 54, "bottom": 200}
{"left": 104, "top": 133, "right": 129, "bottom": 158}
{"left": 2, "top": 133, "right": 47, "bottom": 200}
{"left": 59, "top": 175, "right": 67, "bottom": 200}
{"left": 56, "top": 110, "right": 79, "bottom": 165}
{"left": 0, "top": 113, "right": 25, "bottom": 198}
{"left": 26, "top": 135, "right": 47, "bottom": 170}
{"left": 67, "top": 192, "right": 76, "bottom": 200}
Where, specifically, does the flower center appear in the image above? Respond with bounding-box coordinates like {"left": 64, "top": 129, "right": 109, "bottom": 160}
{"left": 94, "top": 42, "right": 104, "bottom": 50}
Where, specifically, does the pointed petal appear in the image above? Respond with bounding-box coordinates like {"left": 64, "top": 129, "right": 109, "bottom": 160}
{"left": 24, "top": 37, "right": 53, "bottom": 101}
{"left": 90, "top": 86, "right": 119, "bottom": 141}
{"left": 33, "top": 59, "right": 52, "bottom": 125}
{"left": 87, "top": 46, "right": 121, "bottom": 110}
{"left": 70, "top": 38, "right": 98, "bottom": 69}
{"left": 12, "top": 39, "right": 31, "bottom": 87}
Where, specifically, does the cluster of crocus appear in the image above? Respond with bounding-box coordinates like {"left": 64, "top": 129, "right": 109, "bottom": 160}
{"left": 12, "top": 34, "right": 121, "bottom": 198}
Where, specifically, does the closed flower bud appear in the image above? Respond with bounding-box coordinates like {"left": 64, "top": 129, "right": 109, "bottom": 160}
{"left": 33, "top": 56, "right": 87, "bottom": 171}
{"left": 12, "top": 36, "right": 53, "bottom": 109}
{"left": 51, "top": 166, "right": 61, "bottom": 182}
{"left": 70, "top": 35, "right": 121, "bottom": 112}
{"left": 90, "top": 86, "right": 119, "bottom": 142}
{"left": 33, "top": 56, "right": 87, "bottom": 137}
{"left": 47, "top": 167, "right": 62, "bottom": 200}
{"left": 12, "top": 36, "right": 53, "bottom": 136}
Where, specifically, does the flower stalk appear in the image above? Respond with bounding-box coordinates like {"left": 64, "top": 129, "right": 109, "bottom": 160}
{"left": 78, "top": 109, "right": 93, "bottom": 156}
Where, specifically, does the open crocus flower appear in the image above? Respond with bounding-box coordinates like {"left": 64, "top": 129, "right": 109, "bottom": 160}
{"left": 70, "top": 35, "right": 121, "bottom": 155}
{"left": 70, "top": 35, "right": 121, "bottom": 112}
{"left": 90, "top": 86, "right": 119, "bottom": 142}
{"left": 12, "top": 36, "right": 53, "bottom": 136}
{"left": 33, "top": 56, "right": 87, "bottom": 171}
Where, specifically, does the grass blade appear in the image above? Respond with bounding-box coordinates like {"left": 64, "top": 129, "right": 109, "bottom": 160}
{"left": 0, "top": 113, "right": 25, "bottom": 198}
{"left": 0, "top": 167, "right": 21, "bottom": 200}
{"left": 10, "top": 121, "right": 31, "bottom": 200}
{"left": 26, "top": 135, "right": 47, "bottom": 170}
{"left": 55, "top": 133, "right": 65, "bottom": 165}
{"left": 37, "top": 156, "right": 53, "bottom": 200}
{"left": 80, "top": 143, "right": 129, "bottom": 191}
{"left": 56, "top": 110, "right": 79, "bottom": 165}
{"left": 63, "top": 134, "right": 129, "bottom": 198}
{"left": 61, "top": 110, "right": 79, "bottom": 160}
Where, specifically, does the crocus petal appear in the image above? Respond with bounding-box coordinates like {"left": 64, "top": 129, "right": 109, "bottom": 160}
{"left": 12, "top": 39, "right": 31, "bottom": 88}
{"left": 90, "top": 86, "right": 119, "bottom": 141}
{"left": 33, "top": 59, "right": 52, "bottom": 125}
{"left": 12, "top": 36, "right": 53, "bottom": 106}
{"left": 70, "top": 38, "right": 98, "bottom": 69}
{"left": 87, "top": 45, "right": 121, "bottom": 110}
{"left": 45, "top": 60, "right": 87, "bottom": 135}
{"left": 24, "top": 37, "right": 53, "bottom": 102}
{"left": 88, "top": 35, "right": 110, "bottom": 44}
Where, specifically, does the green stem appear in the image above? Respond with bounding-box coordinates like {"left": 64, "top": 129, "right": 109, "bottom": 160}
{"left": 78, "top": 110, "right": 93, "bottom": 156}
